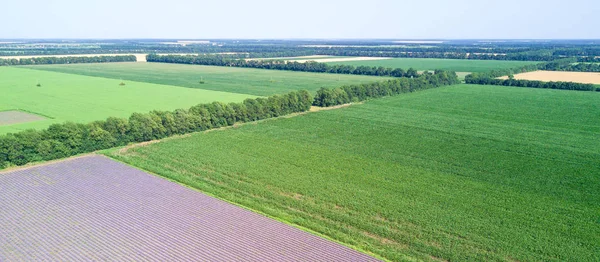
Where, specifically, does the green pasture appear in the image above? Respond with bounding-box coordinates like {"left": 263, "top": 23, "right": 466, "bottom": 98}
{"left": 0, "top": 67, "right": 253, "bottom": 134}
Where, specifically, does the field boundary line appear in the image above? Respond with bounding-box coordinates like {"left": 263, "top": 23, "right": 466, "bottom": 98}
{"left": 0, "top": 153, "right": 97, "bottom": 174}
{"left": 114, "top": 103, "right": 360, "bottom": 155}
{"left": 0, "top": 108, "right": 54, "bottom": 119}
{"left": 103, "top": 154, "right": 388, "bottom": 261}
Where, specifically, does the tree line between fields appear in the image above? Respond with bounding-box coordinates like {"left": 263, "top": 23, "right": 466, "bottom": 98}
{"left": 148, "top": 54, "right": 599, "bottom": 93}
{"left": 4, "top": 42, "right": 600, "bottom": 62}
{"left": 464, "top": 58, "right": 599, "bottom": 91}
{"left": 147, "top": 54, "right": 421, "bottom": 78}
{"left": 0, "top": 71, "right": 459, "bottom": 169}
{"left": 313, "top": 70, "right": 460, "bottom": 106}
{"left": 313, "top": 49, "right": 600, "bottom": 62}
{"left": 0, "top": 55, "right": 137, "bottom": 66}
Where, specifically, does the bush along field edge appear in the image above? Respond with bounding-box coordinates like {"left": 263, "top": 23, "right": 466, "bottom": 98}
{"left": 0, "top": 70, "right": 459, "bottom": 169}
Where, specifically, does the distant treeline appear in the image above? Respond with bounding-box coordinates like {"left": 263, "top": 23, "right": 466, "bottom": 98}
{"left": 147, "top": 54, "right": 421, "bottom": 77}
{"left": 0, "top": 55, "right": 137, "bottom": 66}
{"left": 4, "top": 42, "right": 600, "bottom": 62}
{"left": 0, "top": 91, "right": 313, "bottom": 168}
{"left": 543, "top": 59, "right": 600, "bottom": 72}
{"left": 313, "top": 50, "right": 555, "bottom": 61}
{"left": 313, "top": 70, "right": 460, "bottom": 106}
{"left": 465, "top": 76, "right": 597, "bottom": 91}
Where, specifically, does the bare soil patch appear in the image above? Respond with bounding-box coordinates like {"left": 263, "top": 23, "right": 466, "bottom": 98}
{"left": 117, "top": 140, "right": 162, "bottom": 154}
{"left": 499, "top": 71, "right": 600, "bottom": 84}
{"left": 0, "top": 110, "right": 46, "bottom": 126}
{"left": 309, "top": 103, "right": 358, "bottom": 112}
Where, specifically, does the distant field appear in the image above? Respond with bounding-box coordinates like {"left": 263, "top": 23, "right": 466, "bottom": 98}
{"left": 254, "top": 55, "right": 337, "bottom": 60}
{"left": 293, "top": 57, "right": 392, "bottom": 63}
{"left": 252, "top": 56, "right": 392, "bottom": 63}
{"left": 0, "top": 67, "right": 253, "bottom": 134}
{"left": 110, "top": 84, "right": 600, "bottom": 261}
{"left": 327, "top": 58, "right": 537, "bottom": 72}
{"left": 499, "top": 70, "right": 600, "bottom": 84}
{"left": 24, "top": 62, "right": 391, "bottom": 96}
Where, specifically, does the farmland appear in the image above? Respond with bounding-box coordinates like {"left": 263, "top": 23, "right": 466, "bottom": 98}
{"left": 499, "top": 70, "right": 600, "bottom": 84}
{"left": 0, "top": 67, "right": 254, "bottom": 134}
{"left": 110, "top": 84, "right": 600, "bottom": 261}
{"left": 289, "top": 57, "right": 393, "bottom": 63}
{"left": 23, "top": 62, "right": 391, "bottom": 96}
{"left": 253, "top": 55, "right": 338, "bottom": 60}
{"left": 0, "top": 155, "right": 376, "bottom": 261}
{"left": 326, "top": 58, "right": 537, "bottom": 73}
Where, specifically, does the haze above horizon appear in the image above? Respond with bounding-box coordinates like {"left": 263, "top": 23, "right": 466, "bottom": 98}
{"left": 1, "top": 0, "right": 598, "bottom": 39}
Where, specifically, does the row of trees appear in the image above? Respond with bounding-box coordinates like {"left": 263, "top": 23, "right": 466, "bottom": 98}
{"left": 543, "top": 61, "right": 600, "bottom": 72}
{"left": 147, "top": 54, "right": 421, "bottom": 77}
{"left": 0, "top": 55, "right": 137, "bottom": 66}
{"left": 313, "top": 70, "right": 460, "bottom": 106}
{"left": 0, "top": 91, "right": 313, "bottom": 168}
{"left": 465, "top": 75, "right": 596, "bottom": 91}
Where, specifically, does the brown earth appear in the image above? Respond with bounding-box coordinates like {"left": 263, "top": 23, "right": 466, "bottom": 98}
{"left": 498, "top": 71, "right": 600, "bottom": 85}
{"left": 0, "top": 111, "right": 46, "bottom": 126}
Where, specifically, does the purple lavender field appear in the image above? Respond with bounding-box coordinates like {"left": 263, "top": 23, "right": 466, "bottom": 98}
{"left": 0, "top": 155, "right": 377, "bottom": 261}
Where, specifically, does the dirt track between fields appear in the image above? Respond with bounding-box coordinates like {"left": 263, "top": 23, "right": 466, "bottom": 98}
{"left": 498, "top": 71, "right": 600, "bottom": 85}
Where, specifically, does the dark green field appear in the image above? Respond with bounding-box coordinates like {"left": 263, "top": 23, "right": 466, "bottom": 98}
{"left": 109, "top": 84, "right": 600, "bottom": 261}
{"left": 23, "top": 62, "right": 390, "bottom": 96}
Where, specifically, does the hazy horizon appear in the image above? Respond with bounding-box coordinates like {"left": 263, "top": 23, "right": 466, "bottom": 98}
{"left": 1, "top": 0, "right": 599, "bottom": 39}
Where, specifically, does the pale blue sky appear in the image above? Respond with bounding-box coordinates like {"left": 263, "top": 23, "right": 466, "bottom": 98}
{"left": 1, "top": 0, "right": 598, "bottom": 39}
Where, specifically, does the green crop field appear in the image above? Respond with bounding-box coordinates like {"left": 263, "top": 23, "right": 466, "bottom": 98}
{"left": 0, "top": 67, "right": 254, "bottom": 134}
{"left": 109, "top": 84, "right": 600, "bottom": 261}
{"left": 327, "top": 58, "right": 537, "bottom": 73}
{"left": 24, "top": 62, "right": 390, "bottom": 96}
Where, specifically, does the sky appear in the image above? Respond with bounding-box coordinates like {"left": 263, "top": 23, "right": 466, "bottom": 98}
{"left": 1, "top": 0, "right": 599, "bottom": 39}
